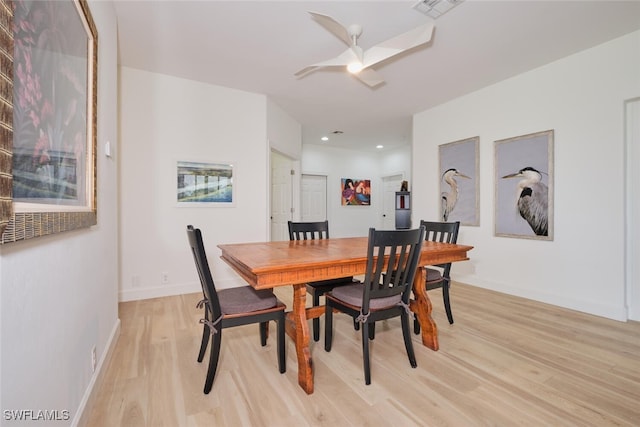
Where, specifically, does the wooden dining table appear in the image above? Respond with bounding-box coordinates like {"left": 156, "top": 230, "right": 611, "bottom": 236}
{"left": 218, "top": 236, "right": 473, "bottom": 394}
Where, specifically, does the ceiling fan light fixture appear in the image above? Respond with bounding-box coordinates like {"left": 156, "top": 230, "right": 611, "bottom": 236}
{"left": 296, "top": 11, "right": 434, "bottom": 88}
{"left": 412, "top": 0, "right": 464, "bottom": 19}
{"left": 347, "top": 61, "right": 363, "bottom": 74}
{"left": 347, "top": 44, "right": 364, "bottom": 74}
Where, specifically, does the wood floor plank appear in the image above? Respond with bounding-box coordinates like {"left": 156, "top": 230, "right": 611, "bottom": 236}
{"left": 85, "top": 283, "right": 640, "bottom": 426}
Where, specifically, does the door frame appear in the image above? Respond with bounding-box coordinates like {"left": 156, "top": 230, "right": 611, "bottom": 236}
{"left": 625, "top": 97, "right": 640, "bottom": 321}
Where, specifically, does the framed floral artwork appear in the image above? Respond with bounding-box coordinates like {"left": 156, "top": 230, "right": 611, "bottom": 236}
{"left": 0, "top": 0, "right": 98, "bottom": 243}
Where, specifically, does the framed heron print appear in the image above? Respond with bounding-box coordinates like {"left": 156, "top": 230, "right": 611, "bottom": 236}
{"left": 0, "top": 0, "right": 98, "bottom": 243}
{"left": 439, "top": 136, "right": 479, "bottom": 226}
{"left": 494, "top": 130, "right": 554, "bottom": 241}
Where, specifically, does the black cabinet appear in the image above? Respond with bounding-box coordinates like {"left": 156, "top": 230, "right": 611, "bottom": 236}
{"left": 395, "top": 191, "right": 411, "bottom": 229}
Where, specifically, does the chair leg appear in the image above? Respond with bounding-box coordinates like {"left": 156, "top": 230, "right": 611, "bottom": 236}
{"left": 324, "top": 303, "right": 333, "bottom": 351}
{"left": 369, "top": 322, "right": 376, "bottom": 340}
{"left": 402, "top": 311, "right": 417, "bottom": 368}
{"left": 198, "top": 318, "right": 210, "bottom": 363}
{"left": 413, "top": 317, "right": 421, "bottom": 335}
{"left": 277, "top": 313, "right": 286, "bottom": 373}
{"left": 260, "top": 321, "right": 269, "bottom": 346}
{"left": 362, "top": 322, "right": 371, "bottom": 385}
{"left": 203, "top": 330, "right": 222, "bottom": 394}
{"left": 442, "top": 282, "right": 454, "bottom": 324}
{"left": 312, "top": 291, "right": 321, "bottom": 342}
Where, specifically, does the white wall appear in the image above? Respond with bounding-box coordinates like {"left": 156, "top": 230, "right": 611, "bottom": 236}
{"left": 301, "top": 144, "right": 411, "bottom": 237}
{"left": 267, "top": 99, "right": 302, "bottom": 160}
{"left": 0, "top": 1, "right": 119, "bottom": 424}
{"left": 119, "top": 68, "right": 272, "bottom": 299}
{"left": 413, "top": 31, "right": 640, "bottom": 321}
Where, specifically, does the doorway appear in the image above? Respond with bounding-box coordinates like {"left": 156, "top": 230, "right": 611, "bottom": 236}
{"left": 382, "top": 174, "right": 404, "bottom": 230}
{"left": 301, "top": 174, "right": 327, "bottom": 222}
{"left": 270, "top": 150, "right": 294, "bottom": 241}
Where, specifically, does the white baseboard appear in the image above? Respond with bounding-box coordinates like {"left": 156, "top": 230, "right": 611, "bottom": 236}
{"left": 118, "top": 278, "right": 246, "bottom": 302}
{"left": 453, "top": 274, "right": 628, "bottom": 322}
{"left": 119, "top": 282, "right": 201, "bottom": 302}
{"left": 72, "top": 318, "right": 121, "bottom": 427}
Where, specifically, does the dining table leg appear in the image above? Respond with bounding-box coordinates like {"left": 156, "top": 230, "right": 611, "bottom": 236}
{"left": 285, "top": 283, "right": 314, "bottom": 394}
{"left": 410, "top": 266, "right": 439, "bottom": 351}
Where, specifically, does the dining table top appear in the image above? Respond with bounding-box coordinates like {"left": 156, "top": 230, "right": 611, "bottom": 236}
{"left": 218, "top": 236, "right": 473, "bottom": 290}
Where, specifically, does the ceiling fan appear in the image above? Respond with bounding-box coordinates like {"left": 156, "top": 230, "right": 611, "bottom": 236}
{"left": 295, "top": 12, "right": 435, "bottom": 88}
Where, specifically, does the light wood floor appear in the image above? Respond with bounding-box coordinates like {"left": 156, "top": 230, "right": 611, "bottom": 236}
{"left": 86, "top": 283, "right": 640, "bottom": 426}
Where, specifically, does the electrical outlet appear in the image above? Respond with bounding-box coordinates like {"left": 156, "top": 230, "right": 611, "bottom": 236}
{"left": 91, "top": 346, "right": 97, "bottom": 373}
{"left": 161, "top": 272, "right": 169, "bottom": 284}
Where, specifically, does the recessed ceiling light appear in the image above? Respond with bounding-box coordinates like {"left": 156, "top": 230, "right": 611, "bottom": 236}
{"left": 321, "top": 136, "right": 329, "bottom": 141}
{"left": 376, "top": 145, "right": 384, "bottom": 149}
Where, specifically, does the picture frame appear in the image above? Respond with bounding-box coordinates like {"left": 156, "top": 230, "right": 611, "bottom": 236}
{"left": 439, "top": 136, "right": 479, "bottom": 226}
{"left": 0, "top": 0, "right": 98, "bottom": 243}
{"left": 494, "top": 130, "right": 554, "bottom": 240}
{"left": 341, "top": 178, "right": 370, "bottom": 206}
{"left": 177, "top": 161, "right": 235, "bottom": 206}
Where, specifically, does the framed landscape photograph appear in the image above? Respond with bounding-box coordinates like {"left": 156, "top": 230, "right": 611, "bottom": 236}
{"left": 177, "top": 161, "right": 234, "bottom": 206}
{"left": 494, "top": 130, "right": 554, "bottom": 240}
{"left": 439, "top": 136, "right": 479, "bottom": 226}
{"left": 1, "top": 0, "right": 98, "bottom": 243}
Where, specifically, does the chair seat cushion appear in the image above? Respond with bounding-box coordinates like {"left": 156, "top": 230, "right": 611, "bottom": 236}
{"left": 426, "top": 268, "right": 442, "bottom": 282}
{"left": 218, "top": 286, "right": 277, "bottom": 315}
{"left": 329, "top": 283, "right": 402, "bottom": 310}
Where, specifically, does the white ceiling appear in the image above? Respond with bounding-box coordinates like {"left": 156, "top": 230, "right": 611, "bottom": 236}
{"left": 113, "top": 1, "right": 640, "bottom": 151}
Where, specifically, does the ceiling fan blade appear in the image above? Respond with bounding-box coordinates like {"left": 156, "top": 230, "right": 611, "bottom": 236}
{"left": 308, "top": 11, "right": 352, "bottom": 46}
{"left": 362, "top": 21, "right": 435, "bottom": 68}
{"left": 295, "top": 48, "right": 359, "bottom": 78}
{"left": 354, "top": 68, "right": 385, "bottom": 88}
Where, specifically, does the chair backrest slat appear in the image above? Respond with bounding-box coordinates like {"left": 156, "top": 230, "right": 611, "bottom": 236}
{"left": 421, "top": 220, "right": 459, "bottom": 244}
{"left": 288, "top": 220, "right": 329, "bottom": 241}
{"left": 361, "top": 227, "right": 425, "bottom": 314}
{"left": 420, "top": 220, "right": 460, "bottom": 271}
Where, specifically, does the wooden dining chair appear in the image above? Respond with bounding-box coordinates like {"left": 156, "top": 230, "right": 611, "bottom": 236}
{"left": 324, "top": 226, "right": 425, "bottom": 385}
{"left": 415, "top": 220, "right": 460, "bottom": 330}
{"left": 287, "top": 220, "right": 356, "bottom": 341}
{"left": 186, "top": 225, "right": 286, "bottom": 394}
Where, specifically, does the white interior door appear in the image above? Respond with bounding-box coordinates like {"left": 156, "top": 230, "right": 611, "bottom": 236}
{"left": 301, "top": 174, "right": 327, "bottom": 222}
{"left": 382, "top": 174, "right": 404, "bottom": 230}
{"left": 270, "top": 151, "right": 293, "bottom": 241}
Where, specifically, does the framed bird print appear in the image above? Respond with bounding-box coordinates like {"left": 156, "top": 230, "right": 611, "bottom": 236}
{"left": 494, "top": 130, "right": 554, "bottom": 240}
{"left": 438, "top": 137, "right": 479, "bottom": 226}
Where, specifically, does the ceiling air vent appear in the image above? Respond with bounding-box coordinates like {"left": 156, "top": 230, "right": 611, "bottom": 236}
{"left": 412, "top": 0, "right": 465, "bottom": 19}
